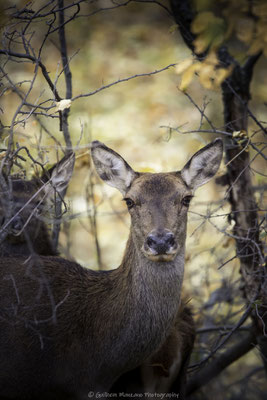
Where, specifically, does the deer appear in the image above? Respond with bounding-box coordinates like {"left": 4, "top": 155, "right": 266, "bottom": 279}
{"left": 0, "top": 149, "right": 194, "bottom": 398}
{"left": 0, "top": 152, "right": 75, "bottom": 257}
{"left": 0, "top": 138, "right": 223, "bottom": 399}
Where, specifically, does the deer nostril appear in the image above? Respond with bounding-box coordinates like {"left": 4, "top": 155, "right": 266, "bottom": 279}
{"left": 146, "top": 236, "right": 156, "bottom": 248}
{"left": 166, "top": 234, "right": 175, "bottom": 247}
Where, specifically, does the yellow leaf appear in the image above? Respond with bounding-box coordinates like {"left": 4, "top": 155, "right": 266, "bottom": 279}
{"left": 214, "top": 66, "right": 233, "bottom": 86}
{"left": 212, "top": 33, "right": 225, "bottom": 49}
{"left": 222, "top": 237, "right": 234, "bottom": 248}
{"left": 191, "top": 11, "right": 216, "bottom": 34}
{"left": 179, "top": 63, "right": 201, "bottom": 91}
{"left": 195, "top": 0, "right": 214, "bottom": 12}
{"left": 235, "top": 17, "right": 254, "bottom": 44}
{"left": 196, "top": 50, "right": 233, "bottom": 90}
{"left": 248, "top": 38, "right": 263, "bottom": 55}
{"left": 192, "top": 11, "right": 225, "bottom": 54}
{"left": 232, "top": 130, "right": 247, "bottom": 138}
{"left": 205, "top": 51, "right": 218, "bottom": 65}
{"left": 193, "top": 33, "right": 210, "bottom": 54}
{"left": 175, "top": 58, "right": 193, "bottom": 75}
{"left": 232, "top": 130, "right": 241, "bottom": 138}
{"left": 224, "top": 16, "right": 235, "bottom": 40}
{"left": 199, "top": 63, "right": 215, "bottom": 89}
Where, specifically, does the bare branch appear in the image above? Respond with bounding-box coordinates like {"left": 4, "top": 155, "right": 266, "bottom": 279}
{"left": 71, "top": 63, "right": 176, "bottom": 101}
{"left": 187, "top": 330, "right": 256, "bottom": 395}
{"left": 57, "top": 0, "right": 73, "bottom": 146}
{"left": 0, "top": 50, "right": 61, "bottom": 102}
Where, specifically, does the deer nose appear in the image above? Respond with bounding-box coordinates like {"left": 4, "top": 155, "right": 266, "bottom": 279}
{"left": 10, "top": 216, "right": 23, "bottom": 233}
{"left": 146, "top": 230, "right": 176, "bottom": 255}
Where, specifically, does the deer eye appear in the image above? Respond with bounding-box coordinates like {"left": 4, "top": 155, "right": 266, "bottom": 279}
{"left": 124, "top": 198, "right": 135, "bottom": 209}
{"left": 181, "top": 195, "right": 193, "bottom": 207}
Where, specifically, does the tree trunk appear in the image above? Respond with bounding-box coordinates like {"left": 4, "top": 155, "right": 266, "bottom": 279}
{"left": 218, "top": 49, "right": 267, "bottom": 370}
{"left": 170, "top": 0, "right": 267, "bottom": 374}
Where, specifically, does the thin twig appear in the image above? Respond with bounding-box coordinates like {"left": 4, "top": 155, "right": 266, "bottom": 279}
{"left": 71, "top": 64, "right": 176, "bottom": 101}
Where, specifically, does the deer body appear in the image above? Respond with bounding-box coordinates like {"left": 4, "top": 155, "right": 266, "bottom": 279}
{"left": 0, "top": 140, "right": 223, "bottom": 399}
{"left": 0, "top": 245, "right": 182, "bottom": 397}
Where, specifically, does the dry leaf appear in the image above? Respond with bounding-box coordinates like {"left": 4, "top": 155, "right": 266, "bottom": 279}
{"left": 235, "top": 17, "right": 254, "bottom": 44}
{"left": 55, "top": 99, "right": 72, "bottom": 112}
{"left": 199, "top": 63, "right": 215, "bottom": 89}
{"left": 175, "top": 58, "right": 193, "bottom": 75}
{"left": 179, "top": 63, "right": 201, "bottom": 91}
{"left": 191, "top": 11, "right": 216, "bottom": 34}
{"left": 193, "top": 33, "right": 211, "bottom": 54}
{"left": 248, "top": 39, "right": 263, "bottom": 55}
{"left": 214, "top": 65, "right": 233, "bottom": 86}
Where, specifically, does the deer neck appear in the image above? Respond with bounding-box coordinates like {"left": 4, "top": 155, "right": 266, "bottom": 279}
{"left": 114, "top": 228, "right": 185, "bottom": 361}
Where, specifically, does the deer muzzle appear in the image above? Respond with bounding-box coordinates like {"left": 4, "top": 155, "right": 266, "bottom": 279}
{"left": 143, "top": 229, "right": 178, "bottom": 262}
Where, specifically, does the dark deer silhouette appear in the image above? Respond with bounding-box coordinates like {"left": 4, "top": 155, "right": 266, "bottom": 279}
{"left": 0, "top": 153, "right": 75, "bottom": 257}
{"left": 0, "top": 139, "right": 223, "bottom": 399}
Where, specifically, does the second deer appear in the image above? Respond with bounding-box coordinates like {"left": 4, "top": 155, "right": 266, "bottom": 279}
{"left": 0, "top": 153, "right": 75, "bottom": 257}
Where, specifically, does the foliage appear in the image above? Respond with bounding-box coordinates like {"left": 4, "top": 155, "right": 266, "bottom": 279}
{"left": 177, "top": 0, "right": 267, "bottom": 90}
{"left": 176, "top": 51, "right": 233, "bottom": 90}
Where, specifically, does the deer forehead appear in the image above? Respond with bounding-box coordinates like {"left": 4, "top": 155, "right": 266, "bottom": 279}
{"left": 126, "top": 173, "right": 189, "bottom": 201}
{"left": 12, "top": 180, "right": 39, "bottom": 201}
{"left": 11, "top": 179, "right": 37, "bottom": 194}
{"left": 0, "top": 179, "right": 43, "bottom": 212}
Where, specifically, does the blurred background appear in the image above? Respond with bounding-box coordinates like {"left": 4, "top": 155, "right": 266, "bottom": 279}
{"left": 1, "top": 0, "right": 266, "bottom": 398}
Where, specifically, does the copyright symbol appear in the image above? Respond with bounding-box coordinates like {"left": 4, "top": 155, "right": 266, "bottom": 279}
{"left": 88, "top": 391, "right": 94, "bottom": 398}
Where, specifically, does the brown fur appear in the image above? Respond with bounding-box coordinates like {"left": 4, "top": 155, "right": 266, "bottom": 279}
{"left": 0, "top": 177, "right": 56, "bottom": 256}
{"left": 0, "top": 153, "right": 74, "bottom": 257}
{"left": 112, "top": 301, "right": 195, "bottom": 399}
{"left": 0, "top": 140, "right": 222, "bottom": 399}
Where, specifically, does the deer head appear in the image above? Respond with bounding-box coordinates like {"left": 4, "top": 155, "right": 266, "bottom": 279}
{"left": 91, "top": 139, "right": 223, "bottom": 263}
{"left": 0, "top": 152, "right": 75, "bottom": 256}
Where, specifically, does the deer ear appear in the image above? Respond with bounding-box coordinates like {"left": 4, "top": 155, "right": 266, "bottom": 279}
{"left": 181, "top": 138, "right": 223, "bottom": 190}
{"left": 41, "top": 152, "right": 75, "bottom": 197}
{"left": 91, "top": 141, "right": 137, "bottom": 195}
